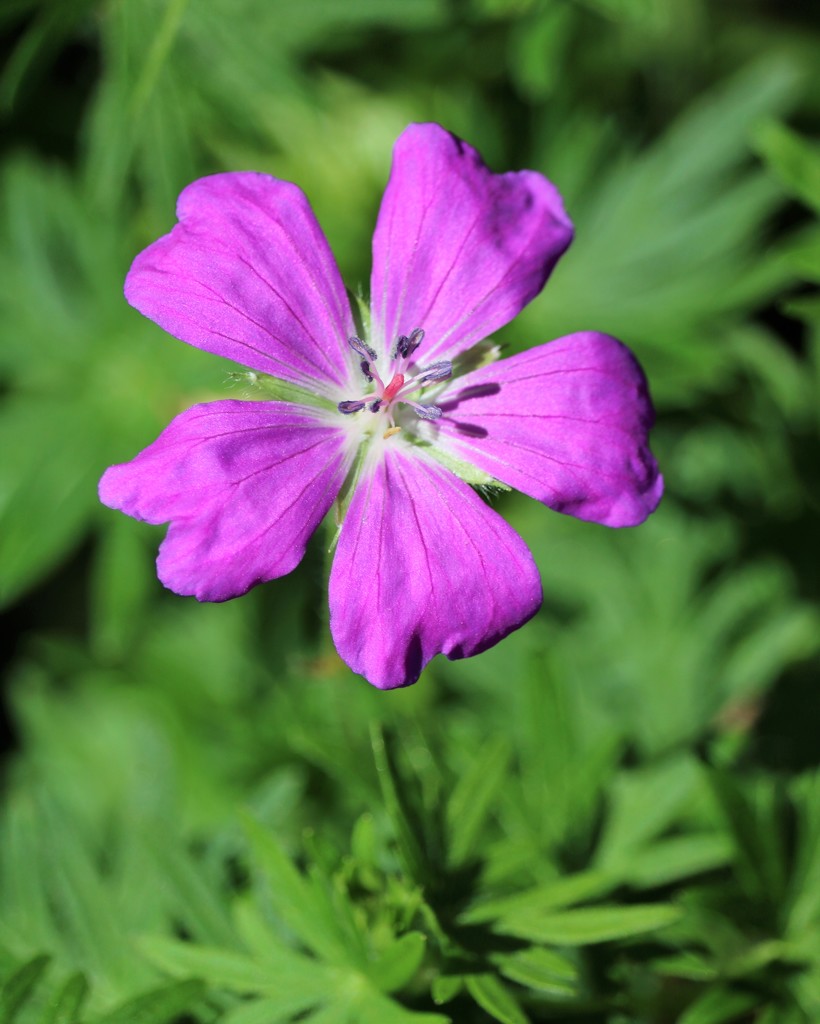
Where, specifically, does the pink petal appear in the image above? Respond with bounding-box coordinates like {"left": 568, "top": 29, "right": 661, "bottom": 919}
{"left": 99, "top": 401, "right": 349, "bottom": 601}
{"left": 329, "top": 449, "right": 542, "bottom": 689}
{"left": 369, "top": 123, "right": 573, "bottom": 364}
{"left": 125, "top": 173, "right": 355, "bottom": 397}
{"left": 436, "top": 332, "right": 663, "bottom": 527}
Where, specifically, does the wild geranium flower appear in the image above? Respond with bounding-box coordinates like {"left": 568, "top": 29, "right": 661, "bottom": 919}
{"left": 100, "top": 123, "right": 662, "bottom": 689}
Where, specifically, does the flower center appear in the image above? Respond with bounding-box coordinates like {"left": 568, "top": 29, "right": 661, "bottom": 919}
{"left": 337, "top": 329, "right": 452, "bottom": 435}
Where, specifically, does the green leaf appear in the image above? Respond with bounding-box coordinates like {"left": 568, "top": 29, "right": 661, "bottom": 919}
{"left": 354, "top": 987, "right": 450, "bottom": 1024}
{"left": 39, "top": 973, "right": 89, "bottom": 1024}
{"left": 678, "top": 986, "right": 759, "bottom": 1024}
{"left": 242, "top": 815, "right": 352, "bottom": 965}
{"left": 367, "top": 933, "right": 427, "bottom": 994}
{"left": 137, "top": 936, "right": 337, "bottom": 1017}
{"left": 464, "top": 974, "right": 529, "bottom": 1024}
{"left": 596, "top": 756, "right": 701, "bottom": 866}
{"left": 94, "top": 980, "right": 206, "bottom": 1024}
{"left": 222, "top": 997, "right": 298, "bottom": 1024}
{"left": 0, "top": 397, "right": 98, "bottom": 608}
{"left": 652, "top": 952, "right": 718, "bottom": 982}
{"left": 624, "top": 834, "right": 733, "bottom": 889}
{"left": 707, "top": 770, "right": 790, "bottom": 910}
{"left": 460, "top": 870, "right": 616, "bottom": 926}
{"left": 148, "top": 839, "right": 238, "bottom": 949}
{"left": 493, "top": 947, "right": 578, "bottom": 996}
{"left": 430, "top": 976, "right": 462, "bottom": 1006}
{"left": 496, "top": 903, "right": 683, "bottom": 945}
{"left": 0, "top": 956, "right": 50, "bottom": 1024}
{"left": 90, "top": 516, "right": 155, "bottom": 662}
{"left": 754, "top": 120, "right": 820, "bottom": 213}
{"left": 369, "top": 726, "right": 430, "bottom": 886}
{"left": 446, "top": 736, "right": 510, "bottom": 868}
{"left": 523, "top": 57, "right": 801, "bottom": 406}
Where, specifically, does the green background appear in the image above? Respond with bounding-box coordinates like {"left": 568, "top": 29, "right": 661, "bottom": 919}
{"left": 1, "top": 1, "right": 819, "bottom": 1021}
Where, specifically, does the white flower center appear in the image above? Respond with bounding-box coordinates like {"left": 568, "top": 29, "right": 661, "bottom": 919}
{"left": 337, "top": 329, "right": 451, "bottom": 440}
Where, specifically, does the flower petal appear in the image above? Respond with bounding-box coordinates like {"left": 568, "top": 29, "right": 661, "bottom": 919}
{"left": 329, "top": 448, "right": 542, "bottom": 689}
{"left": 125, "top": 173, "right": 355, "bottom": 396}
{"left": 99, "top": 401, "right": 349, "bottom": 601}
{"left": 436, "top": 332, "right": 663, "bottom": 527}
{"left": 369, "top": 123, "right": 573, "bottom": 363}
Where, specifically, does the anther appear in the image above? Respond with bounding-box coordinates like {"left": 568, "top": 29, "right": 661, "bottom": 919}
{"left": 413, "top": 404, "right": 443, "bottom": 421}
{"left": 338, "top": 399, "right": 366, "bottom": 414}
{"left": 383, "top": 426, "right": 402, "bottom": 439}
{"left": 395, "top": 328, "right": 424, "bottom": 360}
{"left": 348, "top": 336, "right": 377, "bottom": 362}
{"left": 415, "top": 359, "right": 452, "bottom": 385}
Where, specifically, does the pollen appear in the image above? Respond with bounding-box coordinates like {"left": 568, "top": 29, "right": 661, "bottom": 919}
{"left": 383, "top": 426, "right": 402, "bottom": 439}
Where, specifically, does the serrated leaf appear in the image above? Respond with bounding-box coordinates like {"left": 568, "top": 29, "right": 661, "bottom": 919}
{"left": 354, "top": 987, "right": 450, "bottom": 1024}
{"left": 94, "top": 980, "right": 205, "bottom": 1024}
{"left": 137, "top": 936, "right": 338, "bottom": 1018}
{"left": 39, "top": 972, "right": 89, "bottom": 1024}
{"left": 652, "top": 952, "right": 718, "bottom": 982}
{"left": 0, "top": 956, "right": 50, "bottom": 1024}
{"left": 144, "top": 838, "right": 238, "bottom": 949}
{"left": 493, "top": 947, "right": 578, "bottom": 996}
{"left": 90, "top": 516, "right": 155, "bottom": 662}
{"left": 460, "top": 870, "right": 616, "bottom": 926}
{"left": 496, "top": 903, "right": 682, "bottom": 945}
{"left": 624, "top": 834, "right": 733, "bottom": 889}
{"left": 523, "top": 57, "right": 801, "bottom": 405}
{"left": 367, "top": 933, "right": 427, "bottom": 994}
{"left": 431, "top": 976, "right": 462, "bottom": 1006}
{"left": 678, "top": 986, "right": 758, "bottom": 1024}
{"left": 596, "top": 756, "right": 701, "bottom": 866}
{"left": 0, "top": 397, "right": 98, "bottom": 608}
{"left": 446, "top": 737, "right": 510, "bottom": 868}
{"left": 369, "top": 726, "right": 429, "bottom": 886}
{"left": 222, "top": 997, "right": 297, "bottom": 1024}
{"left": 464, "top": 974, "right": 529, "bottom": 1024}
{"left": 754, "top": 120, "right": 820, "bottom": 213}
{"left": 242, "top": 815, "right": 352, "bottom": 965}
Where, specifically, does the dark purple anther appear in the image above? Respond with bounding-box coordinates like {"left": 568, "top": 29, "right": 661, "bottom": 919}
{"left": 396, "top": 327, "right": 424, "bottom": 360}
{"left": 415, "top": 404, "right": 442, "bottom": 420}
{"left": 417, "top": 359, "right": 452, "bottom": 385}
{"left": 348, "top": 336, "right": 377, "bottom": 362}
{"left": 370, "top": 400, "right": 382, "bottom": 413}
{"left": 338, "top": 399, "right": 366, "bottom": 414}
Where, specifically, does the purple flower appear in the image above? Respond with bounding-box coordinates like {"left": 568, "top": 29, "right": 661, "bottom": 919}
{"left": 99, "top": 123, "right": 662, "bottom": 690}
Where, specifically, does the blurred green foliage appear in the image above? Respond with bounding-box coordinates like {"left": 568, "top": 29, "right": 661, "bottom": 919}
{"left": 1, "top": 0, "right": 820, "bottom": 1021}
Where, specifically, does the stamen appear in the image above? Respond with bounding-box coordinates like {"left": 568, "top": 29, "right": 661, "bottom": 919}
{"left": 395, "top": 328, "right": 425, "bottom": 360}
{"left": 339, "top": 326, "right": 445, "bottom": 429}
{"left": 414, "top": 359, "right": 452, "bottom": 385}
{"left": 348, "top": 336, "right": 377, "bottom": 362}
{"left": 383, "top": 426, "right": 402, "bottom": 439}
{"left": 409, "top": 403, "right": 443, "bottom": 421}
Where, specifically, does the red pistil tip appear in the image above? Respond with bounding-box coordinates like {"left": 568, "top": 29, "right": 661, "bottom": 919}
{"left": 382, "top": 373, "right": 406, "bottom": 404}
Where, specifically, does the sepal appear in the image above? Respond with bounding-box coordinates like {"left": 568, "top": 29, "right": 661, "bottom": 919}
{"left": 227, "top": 371, "right": 337, "bottom": 411}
